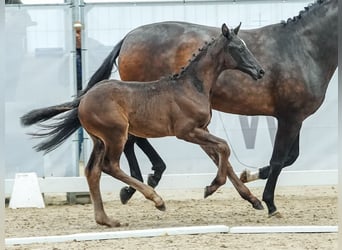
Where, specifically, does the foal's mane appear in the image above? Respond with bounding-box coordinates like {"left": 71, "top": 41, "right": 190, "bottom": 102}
{"left": 169, "top": 37, "right": 216, "bottom": 80}
{"left": 280, "top": 0, "right": 324, "bottom": 26}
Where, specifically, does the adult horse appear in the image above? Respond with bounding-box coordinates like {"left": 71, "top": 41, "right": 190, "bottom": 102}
{"left": 22, "top": 0, "right": 337, "bottom": 217}
{"left": 89, "top": 0, "right": 337, "bottom": 217}
{"left": 22, "top": 24, "right": 265, "bottom": 226}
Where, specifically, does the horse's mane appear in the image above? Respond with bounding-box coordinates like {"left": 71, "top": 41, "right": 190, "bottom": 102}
{"left": 280, "top": 0, "right": 324, "bottom": 26}
{"left": 169, "top": 37, "right": 216, "bottom": 80}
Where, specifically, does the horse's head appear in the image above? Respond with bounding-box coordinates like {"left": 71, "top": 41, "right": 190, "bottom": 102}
{"left": 222, "top": 23, "right": 265, "bottom": 80}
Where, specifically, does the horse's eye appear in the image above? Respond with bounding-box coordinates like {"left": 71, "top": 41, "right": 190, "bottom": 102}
{"left": 239, "top": 46, "right": 245, "bottom": 52}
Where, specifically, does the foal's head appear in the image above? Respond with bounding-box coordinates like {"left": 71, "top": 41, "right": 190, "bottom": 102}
{"left": 221, "top": 23, "right": 265, "bottom": 80}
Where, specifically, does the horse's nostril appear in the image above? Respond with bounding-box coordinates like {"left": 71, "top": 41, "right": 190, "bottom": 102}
{"left": 260, "top": 69, "right": 265, "bottom": 76}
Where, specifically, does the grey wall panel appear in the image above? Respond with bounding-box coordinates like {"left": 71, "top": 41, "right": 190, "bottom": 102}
{"left": 5, "top": 5, "right": 77, "bottom": 178}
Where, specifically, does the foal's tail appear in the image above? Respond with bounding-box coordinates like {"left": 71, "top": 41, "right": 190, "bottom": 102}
{"left": 21, "top": 38, "right": 125, "bottom": 153}
{"left": 21, "top": 98, "right": 81, "bottom": 153}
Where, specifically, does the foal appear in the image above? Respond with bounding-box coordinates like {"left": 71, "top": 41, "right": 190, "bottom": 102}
{"left": 78, "top": 23, "right": 264, "bottom": 226}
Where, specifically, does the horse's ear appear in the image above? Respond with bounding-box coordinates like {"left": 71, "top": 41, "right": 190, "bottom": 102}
{"left": 221, "top": 23, "right": 231, "bottom": 38}
{"left": 234, "top": 22, "right": 242, "bottom": 35}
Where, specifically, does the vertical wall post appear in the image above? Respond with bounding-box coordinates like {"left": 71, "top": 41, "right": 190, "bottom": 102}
{"left": 67, "top": 0, "right": 90, "bottom": 204}
{"left": 0, "top": 2, "right": 5, "bottom": 249}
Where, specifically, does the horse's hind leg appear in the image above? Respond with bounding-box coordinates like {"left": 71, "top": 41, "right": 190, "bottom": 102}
{"left": 120, "top": 135, "right": 167, "bottom": 204}
{"left": 120, "top": 135, "right": 142, "bottom": 204}
{"left": 135, "top": 136, "right": 166, "bottom": 188}
{"left": 85, "top": 138, "right": 121, "bottom": 227}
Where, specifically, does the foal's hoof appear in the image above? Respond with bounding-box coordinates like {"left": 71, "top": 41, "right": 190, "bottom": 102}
{"left": 120, "top": 186, "right": 135, "bottom": 204}
{"left": 268, "top": 211, "right": 283, "bottom": 218}
{"left": 252, "top": 200, "right": 264, "bottom": 210}
{"left": 97, "top": 218, "right": 126, "bottom": 228}
{"left": 147, "top": 174, "right": 158, "bottom": 188}
{"left": 204, "top": 186, "right": 213, "bottom": 198}
{"left": 156, "top": 203, "right": 166, "bottom": 211}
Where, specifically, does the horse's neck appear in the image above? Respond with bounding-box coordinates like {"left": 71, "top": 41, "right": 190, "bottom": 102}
{"left": 292, "top": 0, "right": 337, "bottom": 81}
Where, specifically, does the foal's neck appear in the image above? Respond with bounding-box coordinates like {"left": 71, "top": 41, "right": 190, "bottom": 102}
{"left": 179, "top": 36, "right": 228, "bottom": 95}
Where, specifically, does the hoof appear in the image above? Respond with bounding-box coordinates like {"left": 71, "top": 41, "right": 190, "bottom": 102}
{"left": 239, "top": 170, "right": 249, "bottom": 183}
{"left": 120, "top": 186, "right": 135, "bottom": 205}
{"left": 204, "top": 186, "right": 213, "bottom": 198}
{"left": 252, "top": 200, "right": 264, "bottom": 210}
{"left": 97, "top": 219, "right": 125, "bottom": 228}
{"left": 268, "top": 211, "right": 283, "bottom": 218}
{"left": 156, "top": 203, "right": 166, "bottom": 211}
{"left": 147, "top": 174, "right": 158, "bottom": 188}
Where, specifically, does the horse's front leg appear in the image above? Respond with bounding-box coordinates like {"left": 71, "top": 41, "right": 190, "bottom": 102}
{"left": 178, "top": 127, "right": 263, "bottom": 210}
{"left": 262, "top": 120, "right": 302, "bottom": 217}
{"left": 85, "top": 140, "right": 121, "bottom": 227}
{"left": 240, "top": 134, "right": 300, "bottom": 183}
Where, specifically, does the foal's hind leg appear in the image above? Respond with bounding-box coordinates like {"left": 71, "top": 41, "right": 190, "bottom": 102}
{"left": 85, "top": 139, "right": 121, "bottom": 227}
{"left": 102, "top": 130, "right": 165, "bottom": 212}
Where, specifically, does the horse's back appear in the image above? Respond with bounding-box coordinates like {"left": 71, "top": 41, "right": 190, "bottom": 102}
{"left": 119, "top": 21, "right": 220, "bottom": 82}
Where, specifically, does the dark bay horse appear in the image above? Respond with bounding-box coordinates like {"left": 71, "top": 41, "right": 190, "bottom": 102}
{"left": 86, "top": 0, "right": 337, "bottom": 217}
{"left": 22, "top": 24, "right": 265, "bottom": 227}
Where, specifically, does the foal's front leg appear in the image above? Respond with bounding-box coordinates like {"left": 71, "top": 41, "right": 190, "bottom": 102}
{"left": 200, "top": 144, "right": 263, "bottom": 210}
{"left": 178, "top": 128, "right": 263, "bottom": 210}
{"left": 177, "top": 128, "right": 230, "bottom": 194}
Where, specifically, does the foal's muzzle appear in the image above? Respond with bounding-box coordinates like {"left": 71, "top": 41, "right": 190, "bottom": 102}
{"left": 258, "top": 69, "right": 265, "bottom": 79}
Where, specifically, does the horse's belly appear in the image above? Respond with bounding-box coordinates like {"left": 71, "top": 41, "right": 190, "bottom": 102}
{"left": 128, "top": 117, "right": 175, "bottom": 138}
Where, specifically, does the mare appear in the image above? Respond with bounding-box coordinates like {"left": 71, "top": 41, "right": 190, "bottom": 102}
{"left": 21, "top": 24, "right": 265, "bottom": 227}
{"left": 83, "top": 0, "right": 338, "bottom": 217}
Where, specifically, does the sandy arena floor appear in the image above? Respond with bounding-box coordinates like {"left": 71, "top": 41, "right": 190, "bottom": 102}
{"left": 5, "top": 185, "right": 338, "bottom": 250}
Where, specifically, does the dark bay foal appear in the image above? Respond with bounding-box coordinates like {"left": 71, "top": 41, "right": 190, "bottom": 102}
{"left": 22, "top": 23, "right": 264, "bottom": 226}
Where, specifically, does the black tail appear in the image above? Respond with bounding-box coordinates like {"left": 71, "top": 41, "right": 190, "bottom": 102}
{"left": 80, "top": 38, "right": 124, "bottom": 95}
{"left": 21, "top": 100, "right": 78, "bottom": 126}
{"left": 21, "top": 38, "right": 125, "bottom": 153}
{"left": 31, "top": 109, "right": 81, "bottom": 153}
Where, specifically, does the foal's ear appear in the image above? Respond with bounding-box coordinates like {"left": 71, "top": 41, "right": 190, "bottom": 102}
{"left": 234, "top": 22, "right": 242, "bottom": 35}
{"left": 221, "top": 23, "right": 231, "bottom": 38}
